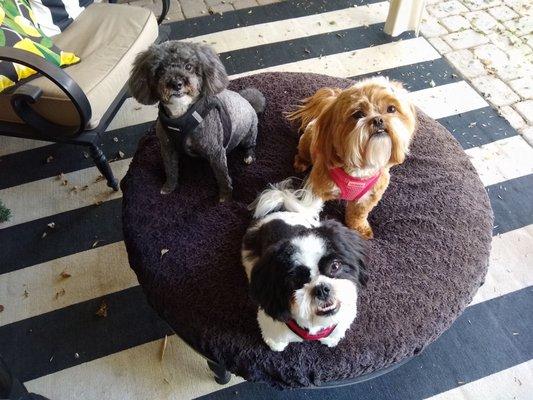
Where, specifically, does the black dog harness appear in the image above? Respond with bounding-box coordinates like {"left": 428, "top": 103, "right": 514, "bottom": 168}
{"left": 158, "top": 96, "right": 232, "bottom": 149}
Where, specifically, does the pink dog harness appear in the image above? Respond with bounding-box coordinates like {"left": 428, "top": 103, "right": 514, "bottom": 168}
{"left": 329, "top": 168, "right": 381, "bottom": 201}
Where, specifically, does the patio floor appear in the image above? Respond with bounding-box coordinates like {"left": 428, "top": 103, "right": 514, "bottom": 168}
{"left": 0, "top": 1, "right": 532, "bottom": 400}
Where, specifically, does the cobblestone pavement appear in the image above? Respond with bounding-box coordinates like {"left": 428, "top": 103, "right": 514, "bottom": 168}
{"left": 132, "top": 0, "right": 532, "bottom": 145}
{"left": 421, "top": 0, "right": 533, "bottom": 146}
{"left": 123, "top": 0, "right": 282, "bottom": 22}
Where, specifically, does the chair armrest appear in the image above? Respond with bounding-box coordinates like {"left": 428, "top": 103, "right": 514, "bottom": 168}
{"left": 158, "top": 0, "right": 170, "bottom": 24}
{"left": 0, "top": 47, "right": 91, "bottom": 136}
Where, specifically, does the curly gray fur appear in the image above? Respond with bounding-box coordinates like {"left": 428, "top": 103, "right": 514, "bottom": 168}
{"left": 239, "top": 88, "right": 266, "bottom": 114}
{"left": 127, "top": 41, "right": 265, "bottom": 201}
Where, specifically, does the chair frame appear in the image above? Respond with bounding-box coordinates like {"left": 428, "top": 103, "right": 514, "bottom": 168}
{"left": 0, "top": 0, "right": 170, "bottom": 190}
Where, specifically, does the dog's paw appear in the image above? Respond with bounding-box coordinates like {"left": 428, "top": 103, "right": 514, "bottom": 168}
{"left": 265, "top": 338, "right": 288, "bottom": 352}
{"left": 294, "top": 155, "right": 310, "bottom": 172}
{"left": 219, "top": 193, "right": 232, "bottom": 203}
{"left": 321, "top": 337, "right": 341, "bottom": 348}
{"left": 353, "top": 223, "right": 374, "bottom": 239}
{"left": 244, "top": 148, "right": 256, "bottom": 165}
{"left": 160, "top": 185, "right": 175, "bottom": 195}
{"left": 346, "top": 216, "right": 374, "bottom": 239}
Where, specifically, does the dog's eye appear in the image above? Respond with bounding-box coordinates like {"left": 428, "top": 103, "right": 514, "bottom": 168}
{"left": 330, "top": 260, "right": 341, "bottom": 273}
{"left": 185, "top": 63, "right": 193, "bottom": 71}
{"left": 353, "top": 111, "right": 365, "bottom": 119}
{"left": 387, "top": 105, "right": 396, "bottom": 113}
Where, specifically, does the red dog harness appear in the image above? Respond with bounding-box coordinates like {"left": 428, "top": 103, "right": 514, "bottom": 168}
{"left": 286, "top": 319, "right": 337, "bottom": 341}
{"left": 329, "top": 168, "right": 381, "bottom": 202}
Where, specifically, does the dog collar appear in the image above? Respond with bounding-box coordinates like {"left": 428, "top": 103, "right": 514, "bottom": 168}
{"left": 158, "top": 96, "right": 232, "bottom": 148}
{"left": 329, "top": 168, "right": 381, "bottom": 201}
{"left": 286, "top": 319, "right": 336, "bottom": 341}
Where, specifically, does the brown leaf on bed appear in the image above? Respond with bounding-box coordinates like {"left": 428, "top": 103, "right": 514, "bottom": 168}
{"left": 95, "top": 301, "right": 108, "bottom": 318}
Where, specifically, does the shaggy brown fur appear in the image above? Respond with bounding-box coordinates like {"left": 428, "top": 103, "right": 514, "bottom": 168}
{"left": 288, "top": 78, "right": 417, "bottom": 238}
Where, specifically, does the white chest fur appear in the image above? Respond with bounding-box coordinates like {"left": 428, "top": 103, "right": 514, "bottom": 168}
{"left": 163, "top": 95, "right": 195, "bottom": 118}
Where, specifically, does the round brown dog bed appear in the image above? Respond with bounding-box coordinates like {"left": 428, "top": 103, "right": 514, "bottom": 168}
{"left": 121, "top": 72, "right": 493, "bottom": 388}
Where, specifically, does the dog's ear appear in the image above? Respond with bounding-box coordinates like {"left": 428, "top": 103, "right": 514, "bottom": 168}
{"left": 249, "top": 241, "right": 307, "bottom": 322}
{"left": 195, "top": 44, "right": 229, "bottom": 97}
{"left": 318, "top": 219, "right": 368, "bottom": 287}
{"left": 128, "top": 44, "right": 163, "bottom": 105}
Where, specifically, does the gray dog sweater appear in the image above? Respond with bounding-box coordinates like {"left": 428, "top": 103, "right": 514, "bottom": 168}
{"left": 158, "top": 96, "right": 233, "bottom": 149}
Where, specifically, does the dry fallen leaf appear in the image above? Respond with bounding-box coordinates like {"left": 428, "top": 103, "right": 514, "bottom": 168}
{"left": 95, "top": 175, "right": 105, "bottom": 183}
{"left": 83, "top": 151, "right": 89, "bottom": 159}
{"left": 94, "top": 200, "right": 103, "bottom": 206}
{"left": 46, "top": 155, "right": 54, "bottom": 163}
{"left": 0, "top": 305, "right": 4, "bottom": 313}
{"left": 113, "top": 137, "right": 119, "bottom": 143}
{"left": 47, "top": 222, "right": 55, "bottom": 229}
{"left": 92, "top": 239, "right": 103, "bottom": 248}
{"left": 160, "top": 335, "right": 168, "bottom": 361}
{"left": 60, "top": 271, "right": 71, "bottom": 279}
{"left": 95, "top": 301, "right": 108, "bottom": 318}
{"left": 118, "top": 151, "right": 125, "bottom": 159}
{"left": 61, "top": 179, "right": 68, "bottom": 186}
{"left": 41, "top": 231, "right": 47, "bottom": 239}
{"left": 55, "top": 288, "right": 66, "bottom": 299}
{"left": 23, "top": 289, "right": 29, "bottom": 298}
{"left": 161, "top": 249, "right": 169, "bottom": 258}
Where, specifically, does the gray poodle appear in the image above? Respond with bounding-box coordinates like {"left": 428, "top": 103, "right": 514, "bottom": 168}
{"left": 128, "top": 41, "right": 265, "bottom": 201}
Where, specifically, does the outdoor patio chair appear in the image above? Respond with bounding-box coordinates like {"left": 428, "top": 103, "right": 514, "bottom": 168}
{"left": 0, "top": 1, "right": 169, "bottom": 190}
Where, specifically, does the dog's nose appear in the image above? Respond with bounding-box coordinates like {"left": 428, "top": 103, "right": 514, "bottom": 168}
{"left": 372, "top": 116, "right": 384, "bottom": 128}
{"left": 313, "top": 283, "right": 332, "bottom": 301}
{"left": 173, "top": 81, "right": 183, "bottom": 91}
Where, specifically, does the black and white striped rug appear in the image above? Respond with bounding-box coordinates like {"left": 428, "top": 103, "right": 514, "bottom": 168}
{"left": 1, "top": 1, "right": 532, "bottom": 399}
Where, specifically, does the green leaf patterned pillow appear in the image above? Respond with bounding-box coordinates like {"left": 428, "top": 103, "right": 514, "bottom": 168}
{"left": 0, "top": 0, "right": 80, "bottom": 92}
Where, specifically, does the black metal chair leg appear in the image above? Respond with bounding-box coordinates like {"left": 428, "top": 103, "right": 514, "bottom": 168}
{"left": 89, "top": 143, "right": 119, "bottom": 191}
{"left": 207, "top": 360, "right": 231, "bottom": 385}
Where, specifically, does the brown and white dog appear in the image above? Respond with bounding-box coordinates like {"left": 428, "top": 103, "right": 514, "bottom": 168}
{"left": 288, "top": 77, "right": 417, "bottom": 238}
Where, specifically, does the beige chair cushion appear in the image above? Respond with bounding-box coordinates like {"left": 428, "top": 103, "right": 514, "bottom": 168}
{"left": 0, "top": 3, "right": 158, "bottom": 131}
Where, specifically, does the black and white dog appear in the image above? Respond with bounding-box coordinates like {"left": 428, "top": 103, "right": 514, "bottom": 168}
{"left": 242, "top": 181, "right": 367, "bottom": 351}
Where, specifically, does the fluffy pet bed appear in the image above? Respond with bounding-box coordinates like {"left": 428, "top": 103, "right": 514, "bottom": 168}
{"left": 121, "top": 72, "right": 493, "bottom": 388}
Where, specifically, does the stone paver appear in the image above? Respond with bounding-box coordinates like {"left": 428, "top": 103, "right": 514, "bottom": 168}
{"left": 443, "top": 29, "right": 490, "bottom": 49}
{"left": 231, "top": 0, "right": 259, "bottom": 9}
{"left": 445, "top": 50, "right": 486, "bottom": 78}
{"left": 441, "top": 15, "right": 471, "bottom": 32}
{"left": 462, "top": 0, "right": 502, "bottom": 11}
{"left": 505, "top": 0, "right": 533, "bottom": 17}
{"left": 488, "top": 5, "right": 519, "bottom": 20}
{"left": 422, "top": 0, "right": 533, "bottom": 145}
{"left": 159, "top": 0, "right": 280, "bottom": 20}
{"left": 206, "top": 1, "right": 234, "bottom": 14}
{"left": 427, "top": 1, "right": 469, "bottom": 18}
{"left": 520, "top": 126, "right": 533, "bottom": 147}
{"left": 498, "top": 105, "right": 527, "bottom": 130}
{"left": 509, "top": 77, "right": 533, "bottom": 99}
{"left": 514, "top": 100, "right": 533, "bottom": 125}
{"left": 465, "top": 10, "right": 503, "bottom": 34}
{"left": 420, "top": 16, "right": 449, "bottom": 38}
{"left": 503, "top": 16, "right": 533, "bottom": 36}
{"left": 471, "top": 76, "right": 520, "bottom": 106}
{"left": 428, "top": 37, "right": 453, "bottom": 54}
{"left": 179, "top": 0, "right": 208, "bottom": 17}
